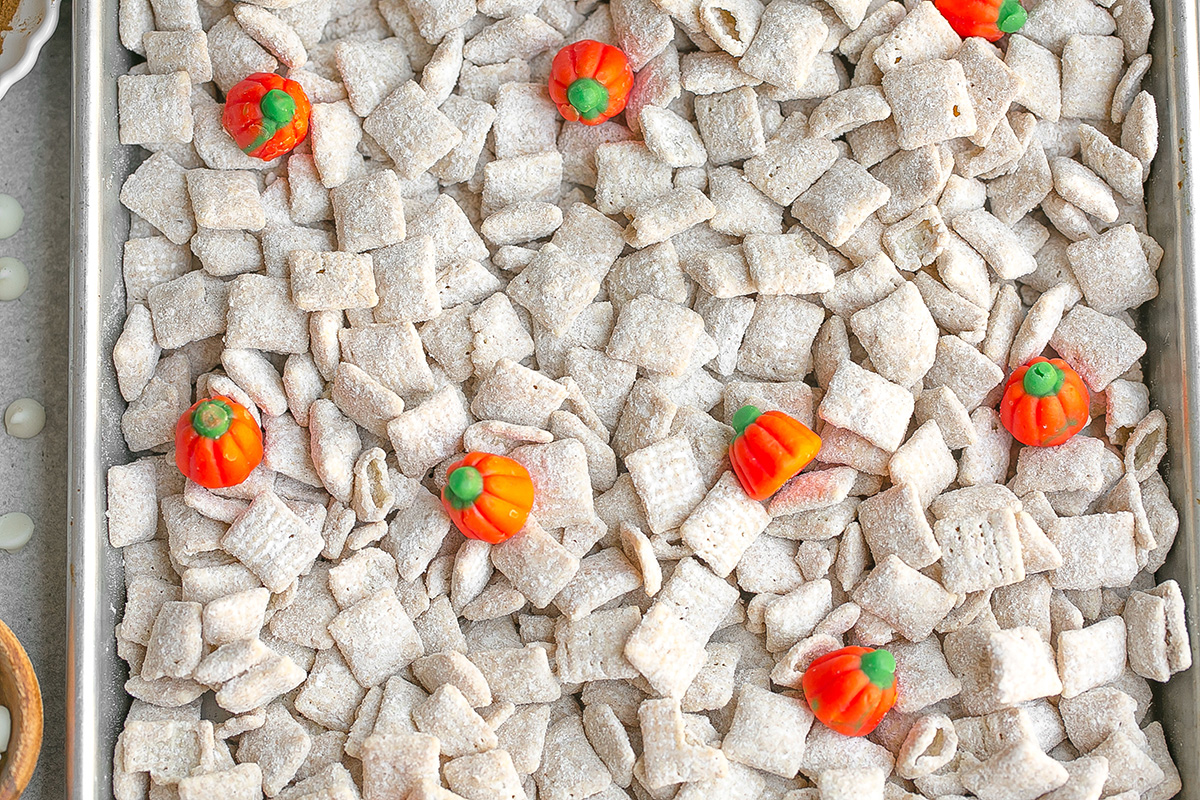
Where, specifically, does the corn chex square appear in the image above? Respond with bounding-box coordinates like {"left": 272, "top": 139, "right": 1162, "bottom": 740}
{"left": 624, "top": 558, "right": 739, "bottom": 697}
{"left": 680, "top": 471, "right": 771, "bottom": 578}
{"left": 934, "top": 507, "right": 1025, "bottom": 594}
{"left": 329, "top": 589, "right": 424, "bottom": 688}
{"left": 288, "top": 251, "right": 379, "bottom": 312}
{"left": 555, "top": 606, "right": 642, "bottom": 683}
{"left": 626, "top": 436, "right": 709, "bottom": 535}
{"left": 220, "top": 491, "right": 323, "bottom": 593}
{"left": 491, "top": 519, "right": 580, "bottom": 608}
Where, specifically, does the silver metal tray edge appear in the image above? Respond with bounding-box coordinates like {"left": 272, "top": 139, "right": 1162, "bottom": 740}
{"left": 66, "top": 0, "right": 1200, "bottom": 796}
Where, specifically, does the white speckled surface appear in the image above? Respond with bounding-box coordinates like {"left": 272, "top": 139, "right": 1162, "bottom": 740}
{"left": 0, "top": 6, "right": 70, "bottom": 798}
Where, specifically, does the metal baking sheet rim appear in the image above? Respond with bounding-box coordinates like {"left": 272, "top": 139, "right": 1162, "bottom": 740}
{"left": 65, "top": 1, "right": 1200, "bottom": 796}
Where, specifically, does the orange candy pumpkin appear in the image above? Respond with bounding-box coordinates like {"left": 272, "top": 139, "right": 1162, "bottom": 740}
{"left": 728, "top": 405, "right": 822, "bottom": 501}
{"left": 175, "top": 396, "right": 264, "bottom": 489}
{"left": 802, "top": 646, "right": 898, "bottom": 737}
{"left": 933, "top": 0, "right": 1026, "bottom": 42}
{"left": 222, "top": 73, "right": 311, "bottom": 160}
{"left": 441, "top": 452, "right": 535, "bottom": 544}
{"left": 999, "top": 356, "right": 1090, "bottom": 447}
{"left": 548, "top": 40, "right": 634, "bottom": 125}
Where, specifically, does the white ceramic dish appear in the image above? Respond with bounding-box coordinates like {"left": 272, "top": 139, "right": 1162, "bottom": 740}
{"left": 0, "top": 0, "right": 59, "bottom": 103}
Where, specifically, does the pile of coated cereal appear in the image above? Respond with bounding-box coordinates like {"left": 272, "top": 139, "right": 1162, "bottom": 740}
{"left": 105, "top": 0, "right": 1191, "bottom": 795}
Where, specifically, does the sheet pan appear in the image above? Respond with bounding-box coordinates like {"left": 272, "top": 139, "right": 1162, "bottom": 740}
{"left": 66, "top": 0, "right": 1200, "bottom": 794}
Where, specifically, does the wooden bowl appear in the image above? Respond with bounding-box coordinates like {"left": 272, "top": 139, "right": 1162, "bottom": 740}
{"left": 0, "top": 618, "right": 42, "bottom": 800}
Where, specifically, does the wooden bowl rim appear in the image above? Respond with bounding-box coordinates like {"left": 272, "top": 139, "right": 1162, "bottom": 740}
{"left": 0, "top": 617, "right": 43, "bottom": 800}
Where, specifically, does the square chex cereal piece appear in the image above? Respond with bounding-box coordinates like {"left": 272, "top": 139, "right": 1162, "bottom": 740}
{"left": 792, "top": 158, "right": 890, "bottom": 247}
{"left": 119, "top": 72, "right": 193, "bottom": 145}
{"left": 934, "top": 507, "right": 1026, "bottom": 594}
{"left": 364, "top": 82, "right": 463, "bottom": 180}
{"left": 607, "top": 295, "right": 706, "bottom": 378}
{"left": 491, "top": 520, "right": 580, "bottom": 608}
{"left": 220, "top": 491, "right": 323, "bottom": 593}
{"left": 882, "top": 59, "right": 977, "bottom": 149}
{"left": 289, "top": 251, "right": 379, "bottom": 312}
{"left": 506, "top": 245, "right": 601, "bottom": 337}
{"left": 331, "top": 170, "right": 407, "bottom": 254}
{"left": 119, "top": 154, "right": 196, "bottom": 246}
{"left": 186, "top": 169, "right": 266, "bottom": 232}
{"left": 680, "top": 472, "right": 771, "bottom": 578}
{"left": 509, "top": 439, "right": 596, "bottom": 528}
{"left": 1047, "top": 512, "right": 1139, "bottom": 590}
{"left": 624, "top": 558, "right": 738, "bottom": 697}
{"left": 819, "top": 361, "right": 914, "bottom": 452}
{"left": 626, "top": 436, "right": 708, "bottom": 534}
{"left": 851, "top": 555, "right": 955, "bottom": 641}
{"left": 330, "top": 589, "right": 424, "bottom": 688}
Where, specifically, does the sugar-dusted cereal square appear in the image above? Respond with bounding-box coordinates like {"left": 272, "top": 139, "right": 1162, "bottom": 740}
{"left": 1047, "top": 512, "right": 1138, "bottom": 590}
{"left": 607, "top": 295, "right": 706, "bottom": 378}
{"left": 819, "top": 361, "right": 914, "bottom": 452}
{"left": 492, "top": 520, "right": 581, "bottom": 608}
{"left": 330, "top": 589, "right": 424, "bottom": 688}
{"left": 186, "top": 169, "right": 266, "bottom": 232}
{"left": 309, "top": 101, "right": 364, "bottom": 190}
{"left": 625, "top": 558, "right": 739, "bottom": 697}
{"left": 387, "top": 386, "right": 471, "bottom": 478}
{"left": 851, "top": 554, "right": 955, "bottom": 641}
{"left": 593, "top": 140, "right": 674, "bottom": 215}
{"left": 934, "top": 507, "right": 1025, "bottom": 594}
{"left": 119, "top": 154, "right": 196, "bottom": 246}
{"left": 147, "top": 271, "right": 228, "bottom": 350}
{"left": 506, "top": 439, "right": 594, "bottom": 529}
{"left": 289, "top": 251, "right": 378, "bottom": 312}
{"left": 221, "top": 491, "right": 324, "bottom": 593}
{"left": 470, "top": 358, "right": 566, "bottom": 429}
{"left": 144, "top": 31, "right": 213, "bottom": 84}
{"left": 118, "top": 72, "right": 193, "bottom": 145}
{"left": 882, "top": 59, "right": 976, "bottom": 150}
{"left": 1049, "top": 305, "right": 1147, "bottom": 392}
{"left": 506, "top": 244, "right": 600, "bottom": 336}
{"left": 739, "top": 0, "right": 827, "bottom": 91}
{"left": 680, "top": 471, "right": 771, "bottom": 578}
{"left": 206, "top": 15, "right": 277, "bottom": 93}
{"left": 857, "top": 484, "right": 941, "bottom": 569}
{"left": 331, "top": 170, "right": 407, "bottom": 254}
{"left": 1060, "top": 34, "right": 1124, "bottom": 121}
{"left": 623, "top": 187, "right": 717, "bottom": 249}
{"left": 792, "top": 158, "right": 890, "bottom": 247}
{"left": 224, "top": 274, "right": 310, "bottom": 355}
{"left": 335, "top": 38, "right": 414, "bottom": 117}
{"left": 694, "top": 87, "right": 766, "bottom": 165}
{"left": 1067, "top": 224, "right": 1157, "bottom": 315}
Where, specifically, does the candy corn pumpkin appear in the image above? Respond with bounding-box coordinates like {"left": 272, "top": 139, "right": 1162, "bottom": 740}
{"left": 548, "top": 40, "right": 634, "bottom": 125}
{"left": 728, "top": 405, "right": 822, "bottom": 501}
{"left": 999, "top": 356, "right": 1090, "bottom": 447}
{"left": 222, "top": 73, "right": 312, "bottom": 160}
{"left": 802, "top": 646, "right": 898, "bottom": 737}
{"left": 933, "top": 0, "right": 1026, "bottom": 41}
{"left": 175, "top": 396, "right": 264, "bottom": 489}
{"left": 442, "top": 452, "right": 535, "bottom": 544}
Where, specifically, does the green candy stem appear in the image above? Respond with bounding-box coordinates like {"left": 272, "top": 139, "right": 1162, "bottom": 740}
{"left": 241, "top": 89, "right": 296, "bottom": 154}
{"left": 192, "top": 399, "right": 234, "bottom": 439}
{"left": 260, "top": 89, "right": 297, "bottom": 125}
{"left": 731, "top": 404, "right": 762, "bottom": 435}
{"left": 996, "top": 0, "right": 1027, "bottom": 33}
{"left": 859, "top": 649, "right": 896, "bottom": 690}
{"left": 1023, "top": 361, "right": 1064, "bottom": 397}
{"left": 567, "top": 77, "right": 610, "bottom": 121}
{"left": 446, "top": 466, "right": 485, "bottom": 510}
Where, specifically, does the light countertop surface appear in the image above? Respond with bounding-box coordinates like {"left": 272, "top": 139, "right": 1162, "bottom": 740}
{"left": 0, "top": 6, "right": 73, "bottom": 799}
